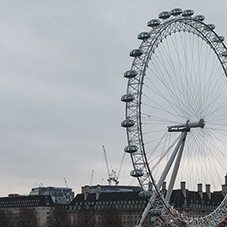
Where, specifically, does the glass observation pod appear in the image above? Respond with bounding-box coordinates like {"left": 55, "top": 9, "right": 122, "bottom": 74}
{"left": 204, "top": 24, "right": 215, "bottom": 31}
{"left": 147, "top": 19, "right": 160, "bottom": 27}
{"left": 124, "top": 70, "right": 138, "bottom": 78}
{"left": 121, "top": 119, "right": 135, "bottom": 128}
{"left": 182, "top": 9, "right": 194, "bottom": 17}
{"left": 222, "top": 50, "right": 227, "bottom": 57}
{"left": 121, "top": 94, "right": 135, "bottom": 102}
{"left": 138, "top": 191, "right": 153, "bottom": 198}
{"left": 213, "top": 36, "right": 225, "bottom": 42}
{"left": 130, "top": 169, "right": 144, "bottom": 177}
{"left": 158, "top": 11, "right": 171, "bottom": 19}
{"left": 149, "top": 209, "right": 162, "bottom": 216}
{"left": 129, "top": 49, "right": 143, "bottom": 57}
{"left": 124, "top": 145, "right": 138, "bottom": 153}
{"left": 194, "top": 15, "right": 205, "bottom": 21}
{"left": 170, "top": 8, "right": 183, "bottom": 16}
{"left": 137, "top": 32, "right": 151, "bottom": 40}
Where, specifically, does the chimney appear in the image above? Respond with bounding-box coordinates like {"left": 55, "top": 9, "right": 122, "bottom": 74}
{"left": 96, "top": 184, "right": 101, "bottom": 200}
{"left": 206, "top": 184, "right": 211, "bottom": 200}
{"left": 181, "top": 181, "right": 186, "bottom": 198}
{"left": 197, "top": 183, "right": 203, "bottom": 199}
{"left": 82, "top": 185, "right": 91, "bottom": 200}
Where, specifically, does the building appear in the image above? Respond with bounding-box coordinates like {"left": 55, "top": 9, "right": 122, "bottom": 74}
{"left": 0, "top": 182, "right": 226, "bottom": 226}
{"left": 0, "top": 186, "right": 74, "bottom": 226}
{"left": 164, "top": 182, "right": 223, "bottom": 217}
{"left": 70, "top": 183, "right": 225, "bottom": 226}
{"left": 29, "top": 186, "right": 74, "bottom": 204}
{"left": 0, "top": 194, "right": 54, "bottom": 226}
{"left": 70, "top": 185, "right": 151, "bottom": 227}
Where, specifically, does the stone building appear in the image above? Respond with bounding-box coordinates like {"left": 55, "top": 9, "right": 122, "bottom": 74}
{"left": 163, "top": 182, "right": 223, "bottom": 217}
{"left": 69, "top": 185, "right": 151, "bottom": 226}
{"left": 0, "top": 194, "right": 54, "bottom": 226}
{"left": 0, "top": 182, "right": 226, "bottom": 226}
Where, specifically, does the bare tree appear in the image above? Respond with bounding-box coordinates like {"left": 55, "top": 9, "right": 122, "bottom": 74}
{"left": 17, "top": 207, "right": 38, "bottom": 227}
{"left": 0, "top": 209, "right": 17, "bottom": 227}
{"left": 48, "top": 206, "right": 71, "bottom": 227}
{"left": 73, "top": 207, "right": 122, "bottom": 227}
{"left": 74, "top": 208, "right": 94, "bottom": 227}
{"left": 99, "top": 208, "right": 122, "bottom": 227}
{"left": 0, "top": 209, "right": 10, "bottom": 227}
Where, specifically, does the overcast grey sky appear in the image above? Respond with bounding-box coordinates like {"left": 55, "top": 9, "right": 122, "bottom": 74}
{"left": 0, "top": 0, "right": 226, "bottom": 196}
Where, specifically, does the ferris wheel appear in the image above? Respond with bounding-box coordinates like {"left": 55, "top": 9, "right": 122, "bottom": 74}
{"left": 121, "top": 8, "right": 227, "bottom": 226}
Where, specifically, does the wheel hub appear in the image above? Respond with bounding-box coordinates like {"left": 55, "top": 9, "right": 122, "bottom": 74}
{"left": 168, "top": 119, "right": 205, "bottom": 132}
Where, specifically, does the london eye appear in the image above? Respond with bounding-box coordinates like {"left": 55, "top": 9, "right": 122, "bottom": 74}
{"left": 121, "top": 8, "right": 227, "bottom": 226}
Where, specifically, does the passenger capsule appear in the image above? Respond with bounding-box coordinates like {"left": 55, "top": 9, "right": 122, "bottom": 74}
{"left": 149, "top": 208, "right": 162, "bottom": 216}
{"left": 130, "top": 169, "right": 143, "bottom": 177}
{"left": 222, "top": 51, "right": 227, "bottom": 57}
{"left": 170, "top": 8, "right": 182, "bottom": 16}
{"left": 124, "top": 145, "right": 138, "bottom": 153}
{"left": 213, "top": 36, "right": 225, "bottom": 42}
{"left": 121, "top": 94, "right": 135, "bottom": 102}
{"left": 124, "top": 70, "right": 138, "bottom": 78}
{"left": 147, "top": 19, "right": 161, "bottom": 27}
{"left": 138, "top": 190, "right": 152, "bottom": 198}
{"left": 129, "top": 49, "right": 143, "bottom": 57}
{"left": 121, "top": 119, "right": 135, "bottom": 128}
{"left": 204, "top": 24, "right": 215, "bottom": 31}
{"left": 182, "top": 9, "right": 194, "bottom": 17}
{"left": 137, "top": 32, "right": 151, "bottom": 40}
{"left": 158, "top": 11, "right": 171, "bottom": 19}
{"left": 194, "top": 15, "right": 205, "bottom": 21}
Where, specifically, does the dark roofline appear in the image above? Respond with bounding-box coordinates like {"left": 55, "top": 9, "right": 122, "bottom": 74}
{"left": 71, "top": 191, "right": 143, "bottom": 204}
{"left": 0, "top": 195, "right": 55, "bottom": 208}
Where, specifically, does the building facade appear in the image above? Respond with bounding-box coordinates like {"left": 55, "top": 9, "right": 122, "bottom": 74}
{"left": 70, "top": 186, "right": 151, "bottom": 227}
{"left": 162, "top": 182, "right": 224, "bottom": 217}
{"left": 29, "top": 186, "right": 74, "bottom": 204}
{"left": 0, "top": 183, "right": 226, "bottom": 226}
{"left": 0, "top": 194, "right": 54, "bottom": 226}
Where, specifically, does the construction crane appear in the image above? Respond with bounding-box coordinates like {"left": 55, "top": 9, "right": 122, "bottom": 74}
{"left": 63, "top": 177, "right": 68, "bottom": 188}
{"left": 90, "top": 170, "right": 94, "bottom": 186}
{"left": 102, "top": 145, "right": 125, "bottom": 185}
{"left": 116, "top": 152, "right": 126, "bottom": 181}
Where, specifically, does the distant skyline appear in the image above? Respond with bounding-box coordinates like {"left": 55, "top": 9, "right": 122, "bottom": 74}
{"left": 0, "top": 0, "right": 227, "bottom": 197}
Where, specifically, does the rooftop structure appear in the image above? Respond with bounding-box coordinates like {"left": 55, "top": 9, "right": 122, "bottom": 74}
{"left": 88, "top": 185, "right": 142, "bottom": 193}
{"left": 29, "top": 186, "right": 74, "bottom": 204}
